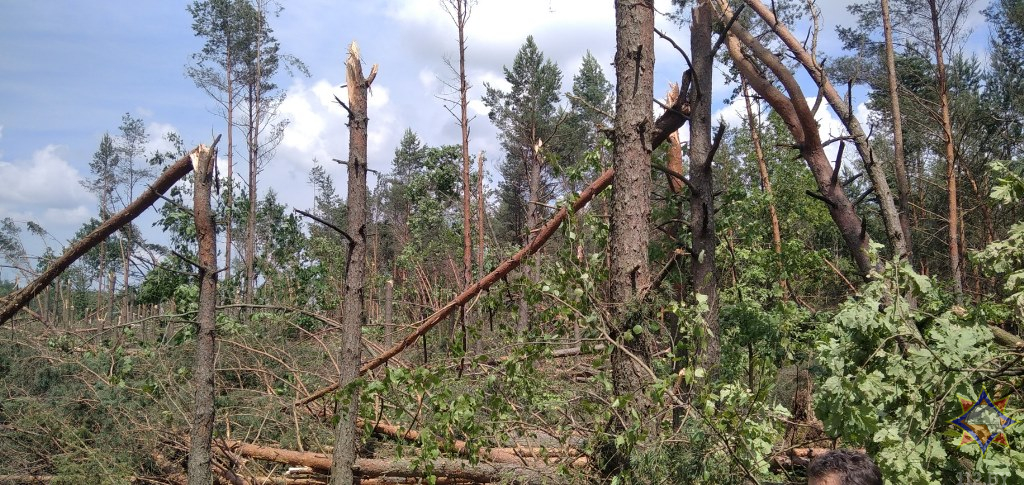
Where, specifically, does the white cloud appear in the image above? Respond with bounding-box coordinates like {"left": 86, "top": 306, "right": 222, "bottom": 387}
{"left": 0, "top": 145, "right": 94, "bottom": 230}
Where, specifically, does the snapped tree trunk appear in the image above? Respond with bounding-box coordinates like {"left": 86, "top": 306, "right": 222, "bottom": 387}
{"left": 188, "top": 143, "right": 219, "bottom": 485}
{"left": 0, "top": 139, "right": 220, "bottom": 325}
{"left": 330, "top": 41, "right": 376, "bottom": 485}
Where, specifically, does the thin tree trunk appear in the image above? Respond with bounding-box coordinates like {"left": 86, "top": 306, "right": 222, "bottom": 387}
{"left": 742, "top": 79, "right": 786, "bottom": 293}
{"left": 187, "top": 144, "right": 219, "bottom": 485}
{"left": 225, "top": 37, "right": 234, "bottom": 288}
{"left": 384, "top": 279, "right": 394, "bottom": 349}
{"left": 927, "top": 0, "right": 964, "bottom": 300}
{"left": 519, "top": 148, "right": 543, "bottom": 332}
{"left": 881, "top": 0, "right": 914, "bottom": 260}
{"left": 330, "top": 41, "right": 375, "bottom": 485}
{"left": 477, "top": 150, "right": 485, "bottom": 279}
{"left": 245, "top": 80, "right": 257, "bottom": 306}
{"left": 689, "top": 0, "right": 719, "bottom": 367}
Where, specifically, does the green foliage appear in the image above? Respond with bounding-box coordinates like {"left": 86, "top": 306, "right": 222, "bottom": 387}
{"left": 815, "top": 263, "right": 1023, "bottom": 483}
{"left": 972, "top": 161, "right": 1024, "bottom": 319}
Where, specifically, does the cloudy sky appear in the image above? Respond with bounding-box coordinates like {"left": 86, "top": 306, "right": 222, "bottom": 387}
{"left": 0, "top": 0, "right": 991, "bottom": 265}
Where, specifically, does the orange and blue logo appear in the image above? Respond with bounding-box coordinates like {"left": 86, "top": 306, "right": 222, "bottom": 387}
{"left": 951, "top": 389, "right": 1017, "bottom": 456}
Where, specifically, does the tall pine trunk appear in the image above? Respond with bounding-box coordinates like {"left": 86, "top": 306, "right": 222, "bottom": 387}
{"left": 927, "top": 0, "right": 963, "bottom": 300}
{"left": 881, "top": 0, "right": 914, "bottom": 261}
{"left": 604, "top": 0, "right": 655, "bottom": 475}
{"left": 330, "top": 41, "right": 374, "bottom": 485}
{"left": 689, "top": 0, "right": 719, "bottom": 367}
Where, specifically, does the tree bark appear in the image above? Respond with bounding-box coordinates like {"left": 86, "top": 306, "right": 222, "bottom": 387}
{"left": 742, "top": 0, "right": 909, "bottom": 262}
{"left": 880, "top": 0, "right": 914, "bottom": 261}
{"left": 225, "top": 33, "right": 234, "bottom": 289}
{"left": 688, "top": 0, "right": 720, "bottom": 367}
{"left": 0, "top": 139, "right": 220, "bottom": 325}
{"left": 188, "top": 144, "right": 219, "bottom": 485}
{"left": 330, "top": 41, "right": 375, "bottom": 485}
{"left": 715, "top": 0, "right": 874, "bottom": 277}
{"left": 927, "top": 0, "right": 964, "bottom": 301}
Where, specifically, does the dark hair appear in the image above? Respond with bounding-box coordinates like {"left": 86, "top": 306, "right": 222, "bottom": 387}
{"left": 807, "top": 449, "right": 883, "bottom": 485}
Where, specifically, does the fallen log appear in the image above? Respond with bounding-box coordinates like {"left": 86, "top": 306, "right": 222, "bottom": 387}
{"left": 359, "top": 418, "right": 586, "bottom": 466}
{"left": 222, "top": 439, "right": 566, "bottom": 484}
{"left": 294, "top": 79, "right": 693, "bottom": 407}
{"left": 0, "top": 136, "right": 221, "bottom": 325}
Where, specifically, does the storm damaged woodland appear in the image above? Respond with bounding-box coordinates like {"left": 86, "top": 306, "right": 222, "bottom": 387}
{"left": 2, "top": 0, "right": 1024, "bottom": 484}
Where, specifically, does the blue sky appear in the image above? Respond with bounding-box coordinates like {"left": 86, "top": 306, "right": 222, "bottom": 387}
{"left": 0, "top": 0, "right": 992, "bottom": 272}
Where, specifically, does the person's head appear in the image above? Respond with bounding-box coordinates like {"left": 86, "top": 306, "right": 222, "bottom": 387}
{"left": 807, "top": 449, "right": 882, "bottom": 485}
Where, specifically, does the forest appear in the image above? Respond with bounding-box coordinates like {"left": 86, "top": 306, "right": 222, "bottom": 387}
{"left": 1, "top": 0, "right": 1023, "bottom": 483}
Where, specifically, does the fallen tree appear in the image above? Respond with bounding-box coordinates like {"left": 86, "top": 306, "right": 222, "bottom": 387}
{"left": 0, "top": 136, "right": 221, "bottom": 325}
{"left": 221, "top": 440, "right": 566, "bottom": 484}
{"left": 294, "top": 75, "right": 693, "bottom": 407}
{"left": 358, "top": 418, "right": 587, "bottom": 466}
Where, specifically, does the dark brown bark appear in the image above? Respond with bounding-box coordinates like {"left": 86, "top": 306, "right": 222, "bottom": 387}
{"left": 0, "top": 139, "right": 220, "bottom": 325}
{"left": 715, "top": 0, "right": 873, "bottom": 277}
{"left": 330, "top": 41, "right": 374, "bottom": 485}
{"left": 881, "top": 0, "right": 914, "bottom": 261}
{"left": 609, "top": 0, "right": 655, "bottom": 402}
{"left": 927, "top": 0, "right": 964, "bottom": 300}
{"left": 188, "top": 144, "right": 220, "bottom": 485}
{"left": 743, "top": 0, "right": 909, "bottom": 262}
{"left": 688, "top": 0, "right": 720, "bottom": 367}
{"left": 295, "top": 81, "right": 690, "bottom": 408}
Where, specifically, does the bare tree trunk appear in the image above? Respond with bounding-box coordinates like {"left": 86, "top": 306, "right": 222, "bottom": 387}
{"left": 188, "top": 144, "right": 219, "bottom": 485}
{"left": 689, "top": 0, "right": 719, "bottom": 367}
{"left": 518, "top": 148, "right": 543, "bottom": 332}
{"left": 0, "top": 140, "right": 219, "bottom": 325}
{"left": 881, "top": 0, "right": 914, "bottom": 260}
{"left": 477, "top": 150, "right": 485, "bottom": 279}
{"left": 384, "top": 279, "right": 394, "bottom": 349}
{"left": 330, "top": 41, "right": 375, "bottom": 485}
{"left": 225, "top": 38, "right": 234, "bottom": 288}
{"left": 742, "top": 79, "right": 786, "bottom": 293}
{"left": 245, "top": 80, "right": 258, "bottom": 306}
{"left": 927, "top": 0, "right": 964, "bottom": 301}
{"left": 605, "top": 0, "right": 655, "bottom": 474}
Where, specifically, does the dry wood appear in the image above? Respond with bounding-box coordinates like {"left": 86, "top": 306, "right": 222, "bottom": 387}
{"left": 358, "top": 418, "right": 586, "bottom": 466}
{"left": 222, "top": 440, "right": 564, "bottom": 484}
{"left": 0, "top": 136, "right": 220, "bottom": 325}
